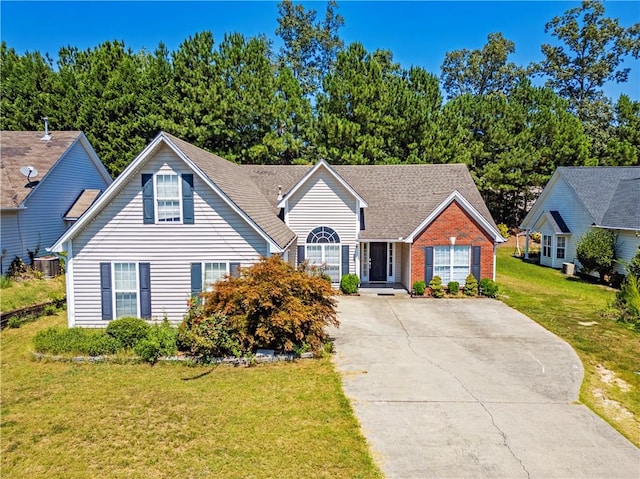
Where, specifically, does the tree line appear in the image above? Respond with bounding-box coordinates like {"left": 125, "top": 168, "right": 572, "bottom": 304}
{"left": 1, "top": 0, "right": 638, "bottom": 226}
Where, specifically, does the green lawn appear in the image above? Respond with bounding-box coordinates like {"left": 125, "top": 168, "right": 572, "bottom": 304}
{"left": 496, "top": 246, "right": 640, "bottom": 446}
{"left": 1, "top": 313, "right": 382, "bottom": 479}
{"left": 0, "top": 275, "right": 66, "bottom": 312}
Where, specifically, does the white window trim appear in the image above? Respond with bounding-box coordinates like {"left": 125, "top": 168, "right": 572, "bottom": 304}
{"left": 112, "top": 262, "right": 140, "bottom": 319}
{"left": 434, "top": 245, "right": 471, "bottom": 284}
{"left": 154, "top": 173, "right": 183, "bottom": 224}
{"left": 203, "top": 261, "right": 230, "bottom": 292}
{"left": 361, "top": 242, "right": 369, "bottom": 282}
{"left": 387, "top": 243, "right": 395, "bottom": 282}
{"left": 543, "top": 235, "right": 552, "bottom": 258}
{"left": 556, "top": 236, "right": 567, "bottom": 260}
{"left": 306, "top": 244, "right": 341, "bottom": 282}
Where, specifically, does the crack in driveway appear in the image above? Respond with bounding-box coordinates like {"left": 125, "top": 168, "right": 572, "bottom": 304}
{"left": 385, "top": 299, "right": 532, "bottom": 479}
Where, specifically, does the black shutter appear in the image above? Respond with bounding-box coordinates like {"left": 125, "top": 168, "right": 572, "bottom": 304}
{"left": 341, "top": 245, "right": 349, "bottom": 277}
{"left": 472, "top": 246, "right": 481, "bottom": 281}
{"left": 100, "top": 263, "right": 112, "bottom": 320}
{"left": 359, "top": 208, "right": 365, "bottom": 231}
{"left": 424, "top": 246, "right": 434, "bottom": 283}
{"left": 139, "top": 263, "right": 151, "bottom": 319}
{"left": 190, "top": 263, "right": 202, "bottom": 300}
{"left": 297, "top": 245, "right": 305, "bottom": 264}
{"left": 142, "top": 174, "right": 154, "bottom": 224}
{"left": 182, "top": 174, "right": 194, "bottom": 224}
{"left": 230, "top": 262, "right": 241, "bottom": 278}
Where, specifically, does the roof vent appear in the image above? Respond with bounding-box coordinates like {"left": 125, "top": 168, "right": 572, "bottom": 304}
{"left": 276, "top": 185, "right": 283, "bottom": 202}
{"left": 40, "top": 117, "right": 51, "bottom": 141}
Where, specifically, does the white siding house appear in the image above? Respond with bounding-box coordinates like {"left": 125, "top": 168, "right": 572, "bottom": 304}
{"left": 51, "top": 133, "right": 296, "bottom": 327}
{"left": 1, "top": 131, "right": 112, "bottom": 274}
{"left": 521, "top": 167, "right": 640, "bottom": 275}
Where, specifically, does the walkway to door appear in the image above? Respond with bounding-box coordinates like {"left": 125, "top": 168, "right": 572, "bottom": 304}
{"left": 330, "top": 296, "right": 639, "bottom": 479}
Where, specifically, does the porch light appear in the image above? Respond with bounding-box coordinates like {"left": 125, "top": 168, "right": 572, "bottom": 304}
{"left": 449, "top": 236, "right": 456, "bottom": 245}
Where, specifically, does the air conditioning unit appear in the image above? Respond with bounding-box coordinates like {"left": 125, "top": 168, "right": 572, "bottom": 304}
{"left": 34, "top": 255, "right": 61, "bottom": 278}
{"left": 562, "top": 262, "right": 575, "bottom": 276}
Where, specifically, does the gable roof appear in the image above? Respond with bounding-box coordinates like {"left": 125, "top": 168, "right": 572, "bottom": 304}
{"left": 559, "top": 166, "right": 640, "bottom": 227}
{"left": 533, "top": 210, "right": 571, "bottom": 234}
{"left": 243, "top": 163, "right": 500, "bottom": 241}
{"left": 1, "top": 131, "right": 109, "bottom": 209}
{"left": 51, "top": 132, "right": 296, "bottom": 253}
{"left": 521, "top": 166, "right": 640, "bottom": 231}
{"left": 63, "top": 189, "right": 103, "bottom": 220}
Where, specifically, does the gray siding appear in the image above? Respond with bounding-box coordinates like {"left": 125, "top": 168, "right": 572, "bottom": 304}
{"left": 69, "top": 146, "right": 268, "bottom": 326}
{"left": 615, "top": 230, "right": 640, "bottom": 275}
{"left": 1, "top": 140, "right": 110, "bottom": 273}
{"left": 287, "top": 168, "right": 358, "bottom": 275}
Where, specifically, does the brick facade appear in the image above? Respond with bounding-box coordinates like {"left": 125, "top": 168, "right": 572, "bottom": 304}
{"left": 410, "top": 200, "right": 495, "bottom": 286}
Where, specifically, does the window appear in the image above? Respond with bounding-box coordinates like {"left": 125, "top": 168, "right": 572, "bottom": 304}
{"left": 156, "top": 174, "right": 181, "bottom": 222}
{"left": 306, "top": 226, "right": 341, "bottom": 282}
{"left": 557, "top": 236, "right": 566, "bottom": 259}
{"left": 434, "top": 245, "right": 470, "bottom": 284}
{"left": 543, "top": 235, "right": 551, "bottom": 257}
{"left": 114, "top": 263, "right": 138, "bottom": 318}
{"left": 203, "top": 262, "right": 228, "bottom": 292}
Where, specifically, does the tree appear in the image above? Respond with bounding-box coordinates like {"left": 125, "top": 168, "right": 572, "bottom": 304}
{"left": 534, "top": 0, "right": 640, "bottom": 121}
{"left": 276, "top": 0, "right": 344, "bottom": 99}
{"left": 440, "top": 33, "right": 525, "bottom": 99}
{"left": 576, "top": 228, "right": 617, "bottom": 281}
{"left": 603, "top": 95, "right": 640, "bottom": 165}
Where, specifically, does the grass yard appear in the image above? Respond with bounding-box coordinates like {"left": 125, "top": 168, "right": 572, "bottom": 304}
{"left": 1, "top": 313, "right": 382, "bottom": 479}
{"left": 496, "top": 245, "right": 640, "bottom": 446}
{"left": 0, "top": 274, "right": 66, "bottom": 312}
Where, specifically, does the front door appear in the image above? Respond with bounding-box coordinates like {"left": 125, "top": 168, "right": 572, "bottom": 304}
{"left": 370, "top": 242, "right": 387, "bottom": 282}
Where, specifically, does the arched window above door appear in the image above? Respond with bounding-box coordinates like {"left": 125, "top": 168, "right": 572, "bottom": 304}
{"left": 306, "top": 226, "right": 340, "bottom": 244}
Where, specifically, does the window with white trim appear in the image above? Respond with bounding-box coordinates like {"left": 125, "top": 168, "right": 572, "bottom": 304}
{"left": 543, "top": 235, "right": 551, "bottom": 257}
{"left": 306, "top": 226, "right": 341, "bottom": 282}
{"left": 156, "top": 174, "right": 181, "bottom": 222}
{"left": 556, "top": 236, "right": 566, "bottom": 259}
{"left": 434, "top": 245, "right": 470, "bottom": 284}
{"left": 203, "top": 262, "right": 228, "bottom": 292}
{"left": 114, "top": 262, "right": 138, "bottom": 318}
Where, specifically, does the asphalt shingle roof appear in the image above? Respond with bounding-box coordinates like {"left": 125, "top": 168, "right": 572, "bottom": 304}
{"left": 64, "top": 189, "right": 103, "bottom": 220}
{"left": 243, "top": 163, "right": 497, "bottom": 240}
{"left": 559, "top": 166, "right": 640, "bottom": 229}
{"left": 1, "top": 131, "right": 82, "bottom": 208}
{"left": 163, "top": 133, "right": 297, "bottom": 249}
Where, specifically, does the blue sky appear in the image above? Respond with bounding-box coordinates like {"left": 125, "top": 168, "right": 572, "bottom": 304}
{"left": 2, "top": 1, "right": 639, "bottom": 101}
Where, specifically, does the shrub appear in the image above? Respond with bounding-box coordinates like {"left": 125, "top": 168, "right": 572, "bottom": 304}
{"left": 7, "top": 257, "right": 27, "bottom": 279}
{"left": 413, "top": 280, "right": 426, "bottom": 296}
{"left": 576, "top": 228, "right": 617, "bottom": 282}
{"left": 340, "top": 273, "right": 360, "bottom": 294}
{"left": 613, "top": 274, "right": 640, "bottom": 331}
{"left": 447, "top": 281, "right": 459, "bottom": 295}
{"left": 479, "top": 278, "right": 499, "bottom": 298}
{"left": 463, "top": 274, "right": 478, "bottom": 296}
{"left": 177, "top": 304, "right": 241, "bottom": 361}
{"left": 33, "top": 327, "right": 121, "bottom": 356}
{"left": 530, "top": 232, "right": 541, "bottom": 244}
{"left": 135, "top": 320, "right": 178, "bottom": 364}
{"left": 429, "top": 276, "right": 444, "bottom": 298}
{"left": 106, "top": 317, "right": 150, "bottom": 349}
{"left": 497, "top": 223, "right": 510, "bottom": 239}
{"left": 627, "top": 246, "right": 640, "bottom": 279}
{"left": 200, "top": 255, "right": 338, "bottom": 354}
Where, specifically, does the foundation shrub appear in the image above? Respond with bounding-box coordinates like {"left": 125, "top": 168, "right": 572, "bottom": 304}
{"left": 429, "top": 276, "right": 444, "bottom": 298}
{"left": 177, "top": 305, "right": 241, "bottom": 361}
{"left": 193, "top": 255, "right": 338, "bottom": 355}
{"left": 106, "top": 317, "right": 150, "bottom": 349}
{"left": 463, "top": 274, "right": 479, "bottom": 296}
{"left": 447, "top": 281, "right": 459, "bottom": 295}
{"left": 340, "top": 274, "right": 360, "bottom": 294}
{"left": 134, "top": 320, "right": 178, "bottom": 363}
{"left": 33, "top": 327, "right": 121, "bottom": 356}
{"left": 479, "top": 278, "right": 499, "bottom": 298}
{"left": 413, "top": 280, "right": 426, "bottom": 296}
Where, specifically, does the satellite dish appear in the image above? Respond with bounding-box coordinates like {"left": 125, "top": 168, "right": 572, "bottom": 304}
{"left": 19, "top": 166, "right": 39, "bottom": 182}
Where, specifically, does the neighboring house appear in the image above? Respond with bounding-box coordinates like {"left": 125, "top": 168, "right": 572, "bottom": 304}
{"left": 1, "top": 131, "right": 112, "bottom": 274}
{"left": 520, "top": 166, "right": 640, "bottom": 274}
{"left": 50, "top": 132, "right": 504, "bottom": 327}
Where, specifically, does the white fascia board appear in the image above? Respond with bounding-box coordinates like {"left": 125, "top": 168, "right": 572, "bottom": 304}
{"left": 405, "top": 190, "right": 505, "bottom": 243}
{"left": 276, "top": 159, "right": 368, "bottom": 209}
{"left": 49, "top": 133, "right": 168, "bottom": 252}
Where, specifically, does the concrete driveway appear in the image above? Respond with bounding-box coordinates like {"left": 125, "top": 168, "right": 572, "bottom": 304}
{"left": 331, "top": 296, "right": 639, "bottom": 479}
